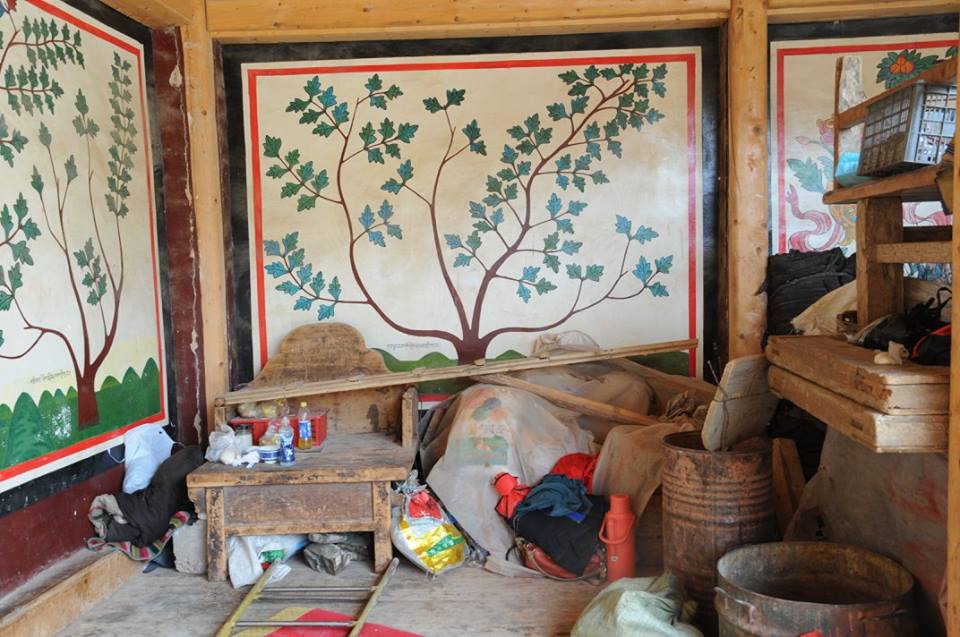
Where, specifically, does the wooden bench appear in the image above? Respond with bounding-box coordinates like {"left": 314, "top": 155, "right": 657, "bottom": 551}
{"left": 187, "top": 324, "right": 418, "bottom": 581}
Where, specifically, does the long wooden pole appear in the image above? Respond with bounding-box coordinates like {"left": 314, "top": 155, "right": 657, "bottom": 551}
{"left": 726, "top": 0, "right": 769, "bottom": 359}
{"left": 947, "top": 20, "right": 960, "bottom": 637}
{"left": 219, "top": 338, "right": 697, "bottom": 405}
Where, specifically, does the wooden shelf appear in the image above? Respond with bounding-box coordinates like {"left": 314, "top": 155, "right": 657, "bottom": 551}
{"left": 766, "top": 336, "right": 948, "bottom": 453}
{"left": 874, "top": 240, "right": 951, "bottom": 264}
{"left": 823, "top": 164, "right": 943, "bottom": 204}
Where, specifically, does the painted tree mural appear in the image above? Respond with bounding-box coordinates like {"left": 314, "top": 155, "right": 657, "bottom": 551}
{"left": 262, "top": 62, "right": 676, "bottom": 362}
{"left": 0, "top": 1, "right": 138, "bottom": 429}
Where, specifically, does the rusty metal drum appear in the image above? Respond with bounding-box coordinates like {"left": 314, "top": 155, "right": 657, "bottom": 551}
{"left": 661, "top": 432, "right": 777, "bottom": 633}
{"left": 715, "top": 542, "right": 917, "bottom": 637}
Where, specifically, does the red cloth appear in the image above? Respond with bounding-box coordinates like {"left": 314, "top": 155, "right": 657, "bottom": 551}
{"left": 550, "top": 453, "right": 598, "bottom": 492}
{"left": 493, "top": 472, "right": 530, "bottom": 519}
{"left": 265, "top": 608, "right": 422, "bottom": 636}
{"left": 406, "top": 489, "right": 442, "bottom": 520}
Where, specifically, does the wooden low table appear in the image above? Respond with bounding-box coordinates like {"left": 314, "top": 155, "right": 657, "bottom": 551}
{"left": 187, "top": 431, "right": 416, "bottom": 580}
{"left": 187, "top": 324, "right": 418, "bottom": 581}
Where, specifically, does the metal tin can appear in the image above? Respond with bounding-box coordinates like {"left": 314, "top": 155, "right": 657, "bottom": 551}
{"left": 279, "top": 442, "right": 296, "bottom": 466}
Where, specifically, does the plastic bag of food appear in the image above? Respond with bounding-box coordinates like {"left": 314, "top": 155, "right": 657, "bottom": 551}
{"left": 391, "top": 471, "right": 465, "bottom": 576}
{"left": 204, "top": 424, "right": 236, "bottom": 462}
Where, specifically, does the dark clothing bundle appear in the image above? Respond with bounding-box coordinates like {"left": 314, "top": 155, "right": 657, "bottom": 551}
{"left": 512, "top": 495, "right": 607, "bottom": 575}
{"left": 496, "top": 454, "right": 604, "bottom": 575}
{"left": 107, "top": 445, "right": 203, "bottom": 546}
{"left": 764, "top": 248, "right": 856, "bottom": 340}
{"left": 512, "top": 474, "right": 592, "bottom": 524}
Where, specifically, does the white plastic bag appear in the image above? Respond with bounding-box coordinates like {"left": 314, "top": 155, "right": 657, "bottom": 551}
{"left": 123, "top": 424, "right": 174, "bottom": 493}
{"left": 227, "top": 534, "right": 308, "bottom": 588}
{"left": 205, "top": 424, "right": 237, "bottom": 463}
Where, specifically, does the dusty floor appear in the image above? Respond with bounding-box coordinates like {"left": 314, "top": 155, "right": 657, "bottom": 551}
{"left": 53, "top": 556, "right": 606, "bottom": 637}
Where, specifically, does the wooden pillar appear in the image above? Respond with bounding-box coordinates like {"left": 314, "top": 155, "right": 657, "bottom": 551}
{"left": 947, "top": 24, "right": 960, "bottom": 637}
{"left": 182, "top": 1, "right": 230, "bottom": 431}
{"left": 726, "top": 0, "right": 768, "bottom": 358}
{"left": 152, "top": 27, "right": 206, "bottom": 445}
{"left": 855, "top": 198, "right": 904, "bottom": 324}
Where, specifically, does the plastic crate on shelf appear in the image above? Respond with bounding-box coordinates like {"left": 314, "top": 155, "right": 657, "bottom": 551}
{"left": 858, "top": 81, "right": 956, "bottom": 177}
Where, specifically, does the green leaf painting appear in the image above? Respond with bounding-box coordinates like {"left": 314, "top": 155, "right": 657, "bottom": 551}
{"left": 259, "top": 56, "right": 684, "bottom": 363}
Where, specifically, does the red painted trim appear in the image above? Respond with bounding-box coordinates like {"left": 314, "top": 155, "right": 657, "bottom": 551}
{"left": 0, "top": 0, "right": 167, "bottom": 484}
{"left": 685, "top": 57, "right": 697, "bottom": 377}
{"left": 250, "top": 52, "right": 700, "bottom": 374}
{"left": 26, "top": 0, "right": 139, "bottom": 55}
{"left": 774, "top": 38, "right": 958, "bottom": 253}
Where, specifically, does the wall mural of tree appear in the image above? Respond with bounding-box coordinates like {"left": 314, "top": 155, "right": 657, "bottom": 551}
{"left": 0, "top": 0, "right": 165, "bottom": 481}
{"left": 257, "top": 59, "right": 684, "bottom": 364}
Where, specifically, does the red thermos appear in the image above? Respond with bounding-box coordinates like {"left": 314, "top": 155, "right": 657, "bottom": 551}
{"left": 600, "top": 493, "right": 636, "bottom": 581}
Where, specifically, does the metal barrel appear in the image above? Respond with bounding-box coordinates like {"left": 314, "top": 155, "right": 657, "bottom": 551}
{"left": 715, "top": 542, "right": 917, "bottom": 637}
{"left": 661, "top": 432, "right": 777, "bottom": 634}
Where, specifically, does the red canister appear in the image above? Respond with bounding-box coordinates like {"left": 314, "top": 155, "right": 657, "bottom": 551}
{"left": 600, "top": 493, "right": 636, "bottom": 582}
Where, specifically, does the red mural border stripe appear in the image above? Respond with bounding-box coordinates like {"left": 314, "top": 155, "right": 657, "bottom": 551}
{"left": 0, "top": 0, "right": 166, "bottom": 484}
{"left": 774, "top": 38, "right": 958, "bottom": 254}
{"left": 249, "top": 52, "right": 700, "bottom": 372}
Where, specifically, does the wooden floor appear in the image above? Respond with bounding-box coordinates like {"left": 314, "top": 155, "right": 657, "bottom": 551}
{"left": 53, "top": 557, "right": 607, "bottom": 637}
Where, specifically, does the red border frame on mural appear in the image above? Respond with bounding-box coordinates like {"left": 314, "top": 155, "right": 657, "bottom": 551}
{"left": 248, "top": 53, "right": 701, "bottom": 376}
{"left": 773, "top": 38, "right": 958, "bottom": 254}
{"left": 0, "top": 0, "right": 167, "bottom": 484}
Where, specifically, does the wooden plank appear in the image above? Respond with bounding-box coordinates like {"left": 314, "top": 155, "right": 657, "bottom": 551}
{"left": 98, "top": 0, "right": 194, "bottom": 27}
{"left": 726, "top": 0, "right": 768, "bottom": 358}
{"left": 205, "top": 0, "right": 728, "bottom": 42}
{"left": 768, "top": 0, "right": 960, "bottom": 23}
{"left": 766, "top": 336, "right": 949, "bottom": 415}
{"left": 823, "top": 165, "right": 942, "bottom": 205}
{"left": 771, "top": 438, "right": 806, "bottom": 536}
{"left": 946, "top": 32, "right": 960, "bottom": 637}
{"left": 400, "top": 387, "right": 417, "bottom": 448}
{"left": 857, "top": 198, "right": 904, "bottom": 324}
{"left": 768, "top": 366, "right": 948, "bottom": 453}
{"left": 835, "top": 58, "right": 957, "bottom": 130}
{"left": 701, "top": 355, "right": 780, "bottom": 451}
{"left": 206, "top": 487, "right": 227, "bottom": 582}
{"left": 223, "top": 483, "right": 372, "bottom": 524}
{"left": 481, "top": 374, "right": 661, "bottom": 426}
{"left": 606, "top": 358, "right": 717, "bottom": 406}
{"left": 371, "top": 483, "right": 393, "bottom": 573}
{"left": 187, "top": 432, "right": 416, "bottom": 487}
{"left": 183, "top": 0, "right": 230, "bottom": 432}
{"left": 0, "top": 552, "right": 141, "bottom": 637}
{"left": 875, "top": 240, "right": 952, "bottom": 264}
{"left": 218, "top": 338, "right": 697, "bottom": 406}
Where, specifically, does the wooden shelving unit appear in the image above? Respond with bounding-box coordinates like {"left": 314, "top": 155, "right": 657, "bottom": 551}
{"left": 767, "top": 57, "right": 956, "bottom": 457}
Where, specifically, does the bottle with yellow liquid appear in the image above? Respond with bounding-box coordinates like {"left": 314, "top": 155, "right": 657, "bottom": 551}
{"left": 297, "top": 401, "right": 313, "bottom": 450}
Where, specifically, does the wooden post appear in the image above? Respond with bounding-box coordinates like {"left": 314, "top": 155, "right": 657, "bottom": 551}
{"left": 855, "top": 198, "right": 904, "bottom": 324}
{"left": 726, "top": 0, "right": 769, "bottom": 358}
{"left": 182, "top": 1, "right": 230, "bottom": 432}
{"left": 947, "top": 22, "right": 960, "bottom": 637}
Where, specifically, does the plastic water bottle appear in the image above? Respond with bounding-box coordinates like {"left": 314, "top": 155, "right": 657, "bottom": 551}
{"left": 297, "top": 401, "right": 313, "bottom": 450}
{"left": 279, "top": 415, "right": 295, "bottom": 465}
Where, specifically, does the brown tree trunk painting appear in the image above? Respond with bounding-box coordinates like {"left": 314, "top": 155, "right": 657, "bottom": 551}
{"left": 261, "top": 62, "right": 677, "bottom": 364}
{"left": 0, "top": 7, "right": 137, "bottom": 430}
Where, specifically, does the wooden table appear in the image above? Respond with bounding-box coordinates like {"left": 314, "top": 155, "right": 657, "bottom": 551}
{"left": 187, "top": 431, "right": 416, "bottom": 581}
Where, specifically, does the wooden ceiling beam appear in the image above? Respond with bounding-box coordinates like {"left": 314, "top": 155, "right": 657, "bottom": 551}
{"left": 204, "top": 0, "right": 729, "bottom": 42}
{"left": 98, "top": 0, "right": 195, "bottom": 27}
{"left": 768, "top": 0, "right": 959, "bottom": 23}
